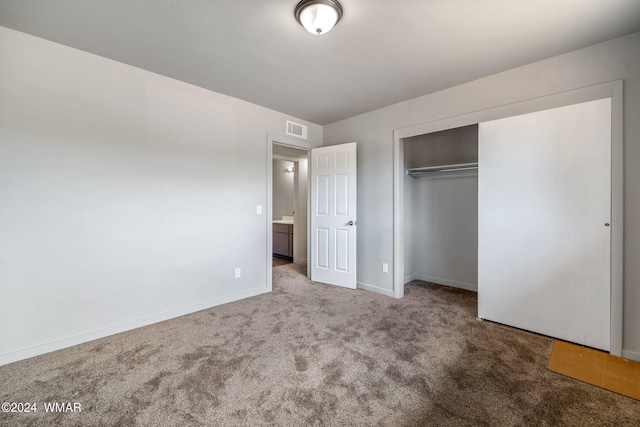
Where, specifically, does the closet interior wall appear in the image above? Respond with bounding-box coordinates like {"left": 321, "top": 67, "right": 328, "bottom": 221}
{"left": 403, "top": 125, "right": 479, "bottom": 291}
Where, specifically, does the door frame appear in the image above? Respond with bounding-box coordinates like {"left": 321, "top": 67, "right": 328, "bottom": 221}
{"left": 393, "top": 80, "right": 624, "bottom": 356}
{"left": 266, "top": 133, "right": 312, "bottom": 292}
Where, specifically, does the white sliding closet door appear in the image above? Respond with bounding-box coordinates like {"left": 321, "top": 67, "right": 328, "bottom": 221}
{"left": 478, "top": 99, "right": 611, "bottom": 351}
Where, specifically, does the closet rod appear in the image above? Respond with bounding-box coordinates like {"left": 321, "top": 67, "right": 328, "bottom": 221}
{"left": 407, "top": 162, "right": 478, "bottom": 177}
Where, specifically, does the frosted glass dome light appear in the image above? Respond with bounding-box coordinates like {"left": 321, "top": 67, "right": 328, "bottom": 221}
{"left": 295, "top": 0, "right": 343, "bottom": 35}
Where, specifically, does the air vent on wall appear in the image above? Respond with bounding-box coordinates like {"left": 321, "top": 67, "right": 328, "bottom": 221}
{"left": 286, "top": 120, "right": 307, "bottom": 139}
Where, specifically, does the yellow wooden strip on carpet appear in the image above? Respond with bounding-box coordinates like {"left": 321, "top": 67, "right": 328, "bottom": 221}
{"left": 548, "top": 340, "right": 640, "bottom": 401}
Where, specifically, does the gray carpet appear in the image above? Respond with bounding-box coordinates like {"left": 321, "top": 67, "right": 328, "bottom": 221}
{"left": 1, "top": 263, "right": 638, "bottom": 426}
{"left": 272, "top": 256, "right": 293, "bottom": 267}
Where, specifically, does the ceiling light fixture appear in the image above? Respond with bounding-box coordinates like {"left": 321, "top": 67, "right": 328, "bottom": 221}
{"left": 295, "top": 0, "right": 343, "bottom": 35}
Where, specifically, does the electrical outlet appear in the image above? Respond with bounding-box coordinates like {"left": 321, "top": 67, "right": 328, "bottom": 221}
{"left": 382, "top": 263, "right": 388, "bottom": 273}
{"left": 235, "top": 268, "right": 241, "bottom": 278}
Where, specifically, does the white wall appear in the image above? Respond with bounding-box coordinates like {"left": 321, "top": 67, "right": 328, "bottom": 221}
{"left": 272, "top": 159, "right": 294, "bottom": 220}
{"left": 323, "top": 32, "right": 640, "bottom": 360}
{"left": 410, "top": 176, "right": 478, "bottom": 291}
{"left": 0, "top": 26, "right": 322, "bottom": 366}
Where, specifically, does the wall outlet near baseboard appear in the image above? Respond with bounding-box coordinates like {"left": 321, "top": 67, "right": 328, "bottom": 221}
{"left": 382, "top": 263, "right": 388, "bottom": 273}
{"left": 235, "top": 268, "right": 241, "bottom": 278}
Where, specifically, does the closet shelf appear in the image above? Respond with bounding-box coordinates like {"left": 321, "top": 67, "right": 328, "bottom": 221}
{"left": 407, "top": 162, "right": 478, "bottom": 178}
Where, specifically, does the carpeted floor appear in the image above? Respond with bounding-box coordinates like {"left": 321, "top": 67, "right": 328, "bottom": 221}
{"left": 272, "top": 256, "right": 292, "bottom": 267}
{"left": 1, "top": 263, "right": 639, "bottom": 426}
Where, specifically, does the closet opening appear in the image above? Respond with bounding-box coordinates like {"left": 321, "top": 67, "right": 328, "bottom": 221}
{"left": 392, "top": 81, "right": 623, "bottom": 356}
{"left": 402, "top": 124, "right": 479, "bottom": 293}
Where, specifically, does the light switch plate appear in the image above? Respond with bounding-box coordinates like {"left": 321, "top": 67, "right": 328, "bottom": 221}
{"left": 257, "top": 205, "right": 262, "bottom": 214}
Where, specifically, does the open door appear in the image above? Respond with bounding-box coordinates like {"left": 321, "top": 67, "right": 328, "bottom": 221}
{"left": 310, "top": 143, "right": 357, "bottom": 289}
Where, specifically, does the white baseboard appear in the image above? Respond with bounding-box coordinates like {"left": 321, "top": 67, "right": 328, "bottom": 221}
{"left": 404, "top": 274, "right": 416, "bottom": 284}
{"left": 622, "top": 349, "right": 640, "bottom": 362}
{"left": 357, "top": 281, "right": 395, "bottom": 298}
{"left": 413, "top": 275, "right": 478, "bottom": 292}
{"left": 0, "top": 286, "right": 270, "bottom": 367}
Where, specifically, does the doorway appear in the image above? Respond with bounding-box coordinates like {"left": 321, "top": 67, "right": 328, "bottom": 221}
{"left": 267, "top": 136, "right": 359, "bottom": 291}
{"left": 272, "top": 146, "right": 308, "bottom": 267}
{"left": 266, "top": 134, "right": 311, "bottom": 291}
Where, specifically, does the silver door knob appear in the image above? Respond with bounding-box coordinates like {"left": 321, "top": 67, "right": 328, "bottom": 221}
{"left": 347, "top": 221, "right": 355, "bottom": 226}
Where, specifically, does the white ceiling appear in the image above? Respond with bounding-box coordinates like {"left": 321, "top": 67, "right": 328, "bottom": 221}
{"left": 1, "top": 0, "right": 639, "bottom": 125}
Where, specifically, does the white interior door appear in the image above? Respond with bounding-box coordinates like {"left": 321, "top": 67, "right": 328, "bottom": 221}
{"left": 310, "top": 143, "right": 357, "bottom": 289}
{"left": 478, "top": 99, "right": 611, "bottom": 351}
